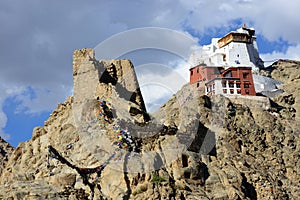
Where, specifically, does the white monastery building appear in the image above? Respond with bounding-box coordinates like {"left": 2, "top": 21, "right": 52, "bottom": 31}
{"left": 190, "top": 24, "right": 264, "bottom": 71}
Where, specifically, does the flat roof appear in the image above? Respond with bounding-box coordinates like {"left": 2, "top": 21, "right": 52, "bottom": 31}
{"left": 217, "top": 31, "right": 249, "bottom": 43}
{"left": 205, "top": 77, "right": 240, "bottom": 85}
{"left": 222, "top": 66, "right": 252, "bottom": 74}
{"left": 190, "top": 65, "right": 224, "bottom": 70}
{"left": 190, "top": 65, "right": 252, "bottom": 71}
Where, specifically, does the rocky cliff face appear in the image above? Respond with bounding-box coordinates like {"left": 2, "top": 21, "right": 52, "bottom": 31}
{"left": 0, "top": 50, "right": 299, "bottom": 200}
{"left": 0, "top": 137, "right": 14, "bottom": 176}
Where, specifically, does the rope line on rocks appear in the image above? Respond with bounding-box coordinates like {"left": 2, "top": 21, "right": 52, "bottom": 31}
{"left": 47, "top": 145, "right": 114, "bottom": 200}
{"left": 47, "top": 145, "right": 117, "bottom": 175}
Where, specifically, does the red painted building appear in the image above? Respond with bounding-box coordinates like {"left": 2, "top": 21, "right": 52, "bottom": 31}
{"left": 190, "top": 65, "right": 224, "bottom": 87}
{"left": 190, "top": 65, "right": 256, "bottom": 96}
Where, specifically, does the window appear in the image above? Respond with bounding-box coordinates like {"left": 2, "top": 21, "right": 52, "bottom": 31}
{"left": 197, "top": 68, "right": 199, "bottom": 73}
{"left": 244, "top": 84, "right": 249, "bottom": 88}
{"left": 191, "top": 71, "right": 193, "bottom": 76}
{"left": 229, "top": 83, "right": 234, "bottom": 88}
{"left": 235, "top": 60, "right": 240, "bottom": 64}
{"left": 236, "top": 83, "right": 241, "bottom": 88}
{"left": 224, "top": 71, "right": 232, "bottom": 78}
{"left": 197, "top": 83, "right": 199, "bottom": 87}
{"left": 222, "top": 81, "right": 227, "bottom": 87}
{"left": 245, "top": 90, "right": 249, "bottom": 95}
{"left": 223, "top": 54, "right": 226, "bottom": 61}
{"left": 223, "top": 89, "right": 227, "bottom": 94}
{"left": 214, "top": 68, "right": 220, "bottom": 74}
{"left": 243, "top": 72, "right": 249, "bottom": 79}
{"left": 230, "top": 89, "right": 234, "bottom": 94}
{"left": 237, "top": 90, "right": 241, "bottom": 94}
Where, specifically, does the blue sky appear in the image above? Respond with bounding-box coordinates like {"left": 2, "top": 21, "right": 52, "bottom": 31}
{"left": 1, "top": 0, "right": 300, "bottom": 147}
{"left": 3, "top": 94, "right": 50, "bottom": 146}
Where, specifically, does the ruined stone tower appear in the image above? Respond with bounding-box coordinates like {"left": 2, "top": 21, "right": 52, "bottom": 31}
{"left": 72, "top": 48, "right": 148, "bottom": 124}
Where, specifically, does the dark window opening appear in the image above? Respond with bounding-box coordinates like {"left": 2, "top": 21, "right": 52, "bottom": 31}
{"left": 246, "top": 90, "right": 250, "bottom": 94}
{"left": 197, "top": 83, "right": 199, "bottom": 87}
{"left": 224, "top": 71, "right": 232, "bottom": 78}
{"left": 223, "top": 89, "right": 227, "bottom": 94}
{"left": 243, "top": 72, "right": 249, "bottom": 79}
{"left": 191, "top": 70, "right": 193, "bottom": 76}
{"left": 244, "top": 84, "right": 249, "bottom": 88}
{"left": 236, "top": 83, "right": 241, "bottom": 88}
{"left": 222, "top": 81, "right": 227, "bottom": 87}
{"left": 214, "top": 68, "right": 220, "bottom": 74}
{"left": 230, "top": 89, "right": 234, "bottom": 94}
{"left": 229, "top": 83, "right": 234, "bottom": 88}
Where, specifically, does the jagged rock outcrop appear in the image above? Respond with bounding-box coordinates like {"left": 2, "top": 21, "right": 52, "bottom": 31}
{"left": 0, "top": 49, "right": 299, "bottom": 200}
{"left": 263, "top": 59, "right": 300, "bottom": 122}
{"left": 0, "top": 137, "right": 14, "bottom": 176}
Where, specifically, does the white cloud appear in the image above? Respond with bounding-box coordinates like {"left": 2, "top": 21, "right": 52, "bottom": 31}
{"left": 261, "top": 44, "right": 300, "bottom": 65}
{"left": 0, "top": 108, "right": 9, "bottom": 140}
{"left": 136, "top": 60, "right": 191, "bottom": 113}
{"left": 0, "top": 83, "right": 71, "bottom": 140}
{"left": 0, "top": 84, "right": 26, "bottom": 140}
{"left": 178, "top": 0, "right": 300, "bottom": 43}
{"left": 14, "top": 85, "right": 72, "bottom": 114}
{"left": 95, "top": 27, "right": 199, "bottom": 61}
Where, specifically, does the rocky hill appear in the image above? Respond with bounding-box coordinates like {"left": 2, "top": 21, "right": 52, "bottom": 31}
{"left": 0, "top": 49, "right": 299, "bottom": 200}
